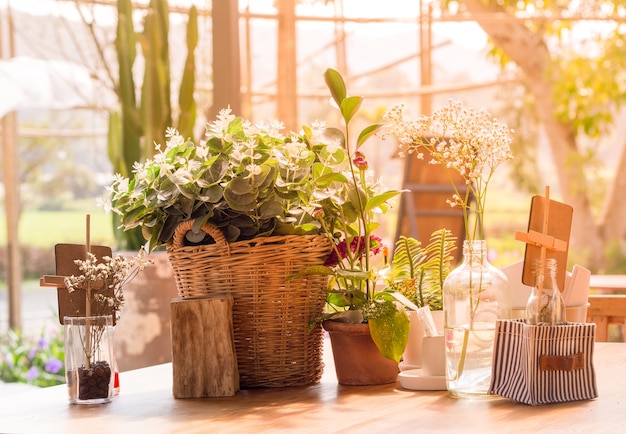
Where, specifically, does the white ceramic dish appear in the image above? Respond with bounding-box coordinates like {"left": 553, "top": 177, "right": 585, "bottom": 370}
{"left": 398, "top": 361, "right": 420, "bottom": 372}
{"left": 398, "top": 369, "right": 446, "bottom": 391}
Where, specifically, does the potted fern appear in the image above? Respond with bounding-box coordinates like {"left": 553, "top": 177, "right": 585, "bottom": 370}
{"left": 385, "top": 229, "right": 457, "bottom": 369}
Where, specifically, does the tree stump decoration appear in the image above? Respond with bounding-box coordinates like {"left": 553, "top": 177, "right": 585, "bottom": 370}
{"left": 170, "top": 296, "right": 239, "bottom": 398}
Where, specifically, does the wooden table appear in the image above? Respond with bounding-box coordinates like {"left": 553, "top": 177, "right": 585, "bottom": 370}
{"left": 589, "top": 274, "right": 626, "bottom": 294}
{"left": 2, "top": 341, "right": 625, "bottom": 433}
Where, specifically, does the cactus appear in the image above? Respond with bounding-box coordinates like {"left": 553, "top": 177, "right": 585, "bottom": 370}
{"left": 109, "top": 0, "right": 198, "bottom": 249}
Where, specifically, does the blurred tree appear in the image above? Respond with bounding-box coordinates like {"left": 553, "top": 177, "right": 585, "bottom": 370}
{"left": 449, "top": 0, "right": 626, "bottom": 270}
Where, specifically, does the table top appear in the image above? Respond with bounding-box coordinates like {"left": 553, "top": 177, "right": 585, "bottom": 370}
{"left": 590, "top": 274, "right": 626, "bottom": 292}
{"left": 1, "top": 340, "right": 625, "bottom": 434}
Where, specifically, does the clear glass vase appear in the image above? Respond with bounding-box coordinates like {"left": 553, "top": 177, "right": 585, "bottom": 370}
{"left": 443, "top": 240, "right": 511, "bottom": 398}
{"left": 64, "top": 315, "right": 114, "bottom": 404}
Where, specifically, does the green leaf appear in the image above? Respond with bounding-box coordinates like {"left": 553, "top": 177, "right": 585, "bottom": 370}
{"left": 324, "top": 68, "right": 346, "bottom": 107}
{"left": 223, "top": 189, "right": 256, "bottom": 212}
{"left": 203, "top": 155, "right": 229, "bottom": 183}
{"left": 198, "top": 184, "right": 223, "bottom": 203}
{"left": 259, "top": 200, "right": 283, "bottom": 218}
{"left": 340, "top": 96, "right": 363, "bottom": 125}
{"left": 229, "top": 176, "right": 253, "bottom": 194}
{"left": 356, "top": 123, "right": 386, "bottom": 149}
{"left": 287, "top": 265, "right": 335, "bottom": 280}
{"left": 335, "top": 268, "right": 369, "bottom": 281}
{"left": 365, "top": 190, "right": 404, "bottom": 213}
{"left": 368, "top": 307, "right": 410, "bottom": 362}
{"left": 316, "top": 172, "right": 349, "bottom": 186}
{"left": 253, "top": 164, "right": 276, "bottom": 190}
{"left": 322, "top": 127, "right": 346, "bottom": 150}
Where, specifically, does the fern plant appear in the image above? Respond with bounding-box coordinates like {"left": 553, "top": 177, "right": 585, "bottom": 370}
{"left": 386, "top": 229, "right": 457, "bottom": 311}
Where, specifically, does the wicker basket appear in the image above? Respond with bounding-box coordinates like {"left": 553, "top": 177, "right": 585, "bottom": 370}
{"left": 166, "top": 220, "right": 332, "bottom": 388}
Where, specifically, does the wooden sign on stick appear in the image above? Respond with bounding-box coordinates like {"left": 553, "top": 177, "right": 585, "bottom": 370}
{"left": 515, "top": 187, "right": 573, "bottom": 291}
{"left": 39, "top": 214, "right": 115, "bottom": 324}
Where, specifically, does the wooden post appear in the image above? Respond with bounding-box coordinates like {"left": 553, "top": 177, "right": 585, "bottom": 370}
{"left": 210, "top": 0, "right": 241, "bottom": 118}
{"left": 170, "top": 296, "right": 239, "bottom": 398}
{"left": 1, "top": 8, "right": 21, "bottom": 330}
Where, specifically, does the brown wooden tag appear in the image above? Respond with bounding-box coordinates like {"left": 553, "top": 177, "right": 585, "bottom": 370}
{"left": 521, "top": 195, "right": 573, "bottom": 290}
{"left": 54, "top": 243, "right": 113, "bottom": 325}
{"left": 539, "top": 352, "right": 585, "bottom": 371}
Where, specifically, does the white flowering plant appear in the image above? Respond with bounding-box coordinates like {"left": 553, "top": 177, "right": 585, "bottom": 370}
{"left": 384, "top": 100, "right": 514, "bottom": 243}
{"left": 384, "top": 100, "right": 515, "bottom": 386}
{"left": 63, "top": 250, "right": 151, "bottom": 367}
{"left": 64, "top": 250, "right": 152, "bottom": 321}
{"left": 106, "top": 112, "right": 335, "bottom": 252}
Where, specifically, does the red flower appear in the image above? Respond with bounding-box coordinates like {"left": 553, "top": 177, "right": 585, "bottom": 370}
{"left": 353, "top": 151, "right": 368, "bottom": 171}
{"left": 324, "top": 235, "right": 383, "bottom": 267}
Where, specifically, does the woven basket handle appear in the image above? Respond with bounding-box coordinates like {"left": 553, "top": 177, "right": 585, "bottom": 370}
{"left": 172, "top": 220, "right": 230, "bottom": 252}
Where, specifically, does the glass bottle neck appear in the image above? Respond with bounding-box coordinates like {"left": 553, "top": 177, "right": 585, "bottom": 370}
{"left": 462, "top": 240, "right": 488, "bottom": 265}
{"left": 532, "top": 258, "right": 559, "bottom": 290}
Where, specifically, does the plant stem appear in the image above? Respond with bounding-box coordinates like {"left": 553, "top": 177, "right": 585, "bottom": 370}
{"left": 85, "top": 284, "right": 92, "bottom": 370}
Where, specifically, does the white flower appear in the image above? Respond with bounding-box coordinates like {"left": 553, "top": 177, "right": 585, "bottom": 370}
{"left": 196, "top": 145, "right": 209, "bottom": 159}
{"left": 170, "top": 168, "right": 193, "bottom": 185}
{"left": 384, "top": 99, "right": 514, "bottom": 241}
{"left": 96, "top": 197, "right": 113, "bottom": 214}
{"left": 206, "top": 107, "right": 235, "bottom": 137}
{"left": 245, "top": 164, "right": 262, "bottom": 177}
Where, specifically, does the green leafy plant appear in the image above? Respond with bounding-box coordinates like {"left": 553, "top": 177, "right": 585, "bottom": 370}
{"left": 0, "top": 328, "right": 65, "bottom": 388}
{"left": 291, "top": 68, "right": 408, "bottom": 362}
{"left": 107, "top": 67, "right": 408, "bottom": 362}
{"left": 386, "top": 229, "right": 457, "bottom": 311}
{"left": 106, "top": 117, "right": 327, "bottom": 252}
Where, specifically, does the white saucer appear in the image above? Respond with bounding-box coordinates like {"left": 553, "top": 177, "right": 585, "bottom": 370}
{"left": 398, "top": 361, "right": 420, "bottom": 371}
{"left": 398, "top": 369, "right": 446, "bottom": 391}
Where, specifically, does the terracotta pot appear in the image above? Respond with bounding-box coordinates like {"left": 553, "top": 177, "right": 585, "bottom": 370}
{"left": 323, "top": 320, "right": 399, "bottom": 385}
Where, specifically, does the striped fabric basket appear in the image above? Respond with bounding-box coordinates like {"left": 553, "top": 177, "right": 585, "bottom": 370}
{"left": 489, "top": 319, "right": 598, "bottom": 405}
{"left": 166, "top": 220, "right": 332, "bottom": 388}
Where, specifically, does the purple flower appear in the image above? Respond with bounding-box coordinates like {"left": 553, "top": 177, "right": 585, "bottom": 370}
{"left": 26, "top": 366, "right": 39, "bottom": 381}
{"left": 38, "top": 337, "right": 49, "bottom": 350}
{"left": 28, "top": 348, "right": 38, "bottom": 360}
{"left": 45, "top": 357, "right": 63, "bottom": 375}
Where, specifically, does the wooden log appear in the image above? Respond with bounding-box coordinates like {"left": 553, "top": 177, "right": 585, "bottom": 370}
{"left": 170, "top": 296, "right": 239, "bottom": 398}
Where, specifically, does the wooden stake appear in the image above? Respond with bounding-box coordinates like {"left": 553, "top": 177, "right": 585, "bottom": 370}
{"left": 536, "top": 186, "right": 550, "bottom": 307}
{"left": 85, "top": 214, "right": 92, "bottom": 368}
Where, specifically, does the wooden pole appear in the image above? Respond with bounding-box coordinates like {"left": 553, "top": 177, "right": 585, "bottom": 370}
{"left": 276, "top": 0, "right": 297, "bottom": 130}
{"left": 419, "top": 0, "right": 432, "bottom": 116}
{"left": 210, "top": 0, "right": 241, "bottom": 119}
{"left": 85, "top": 214, "right": 92, "bottom": 368}
{"left": 536, "top": 186, "right": 550, "bottom": 306}
{"left": 1, "top": 4, "right": 21, "bottom": 330}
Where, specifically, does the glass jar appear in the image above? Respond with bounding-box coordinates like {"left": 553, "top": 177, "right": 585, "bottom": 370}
{"left": 64, "top": 315, "right": 114, "bottom": 404}
{"left": 526, "top": 258, "right": 566, "bottom": 325}
{"left": 443, "top": 240, "right": 511, "bottom": 398}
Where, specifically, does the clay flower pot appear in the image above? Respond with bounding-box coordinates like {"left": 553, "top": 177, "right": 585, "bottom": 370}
{"left": 323, "top": 320, "right": 399, "bottom": 385}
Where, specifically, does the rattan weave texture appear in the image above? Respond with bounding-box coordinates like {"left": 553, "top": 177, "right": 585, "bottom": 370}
{"left": 167, "top": 220, "right": 332, "bottom": 387}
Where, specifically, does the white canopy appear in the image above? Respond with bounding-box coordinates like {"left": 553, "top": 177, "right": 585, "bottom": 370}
{"left": 0, "top": 55, "right": 109, "bottom": 117}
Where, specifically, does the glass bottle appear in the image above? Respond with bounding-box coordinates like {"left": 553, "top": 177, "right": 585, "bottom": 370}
{"left": 64, "top": 315, "right": 114, "bottom": 404}
{"left": 526, "top": 258, "right": 566, "bottom": 325}
{"left": 443, "top": 240, "right": 511, "bottom": 399}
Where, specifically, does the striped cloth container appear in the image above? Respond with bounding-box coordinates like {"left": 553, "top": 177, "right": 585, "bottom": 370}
{"left": 488, "top": 319, "right": 598, "bottom": 405}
